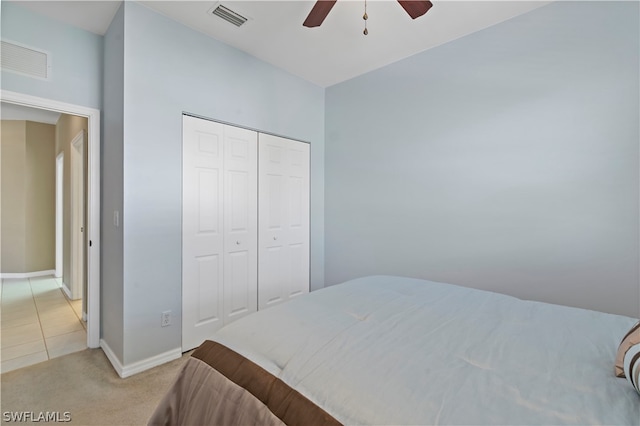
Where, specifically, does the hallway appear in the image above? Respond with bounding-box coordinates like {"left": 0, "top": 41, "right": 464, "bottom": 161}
{"left": 1, "top": 276, "right": 86, "bottom": 373}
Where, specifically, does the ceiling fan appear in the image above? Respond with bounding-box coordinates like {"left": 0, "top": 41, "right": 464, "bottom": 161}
{"left": 303, "top": 0, "right": 433, "bottom": 28}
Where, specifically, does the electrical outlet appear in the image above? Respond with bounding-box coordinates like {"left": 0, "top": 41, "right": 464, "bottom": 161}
{"left": 161, "top": 310, "right": 172, "bottom": 327}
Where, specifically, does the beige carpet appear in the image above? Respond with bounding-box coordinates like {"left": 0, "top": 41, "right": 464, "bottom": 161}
{"left": 1, "top": 348, "right": 189, "bottom": 425}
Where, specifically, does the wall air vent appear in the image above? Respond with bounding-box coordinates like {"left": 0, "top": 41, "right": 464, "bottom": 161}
{"left": 1, "top": 40, "right": 50, "bottom": 80}
{"left": 209, "top": 3, "right": 249, "bottom": 27}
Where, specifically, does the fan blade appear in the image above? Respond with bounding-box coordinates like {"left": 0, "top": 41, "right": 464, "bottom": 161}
{"left": 397, "top": 0, "right": 433, "bottom": 19}
{"left": 303, "top": 0, "right": 338, "bottom": 27}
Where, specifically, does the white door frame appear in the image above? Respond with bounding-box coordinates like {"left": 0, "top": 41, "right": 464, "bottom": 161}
{"left": 55, "top": 153, "right": 64, "bottom": 279}
{"left": 1, "top": 90, "right": 101, "bottom": 349}
{"left": 70, "top": 131, "right": 85, "bottom": 300}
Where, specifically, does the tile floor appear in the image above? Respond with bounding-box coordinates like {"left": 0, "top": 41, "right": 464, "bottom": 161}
{"left": 1, "top": 275, "right": 86, "bottom": 373}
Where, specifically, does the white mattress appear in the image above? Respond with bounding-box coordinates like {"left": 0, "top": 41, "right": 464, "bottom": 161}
{"left": 212, "top": 275, "right": 640, "bottom": 425}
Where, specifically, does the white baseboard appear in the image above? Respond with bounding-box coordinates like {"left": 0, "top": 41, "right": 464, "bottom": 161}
{"left": 0, "top": 270, "right": 56, "bottom": 279}
{"left": 100, "top": 339, "right": 182, "bottom": 378}
{"left": 61, "top": 283, "right": 72, "bottom": 299}
{"left": 100, "top": 339, "right": 124, "bottom": 376}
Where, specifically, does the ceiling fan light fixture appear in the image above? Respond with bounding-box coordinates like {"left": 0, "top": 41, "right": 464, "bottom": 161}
{"left": 363, "top": 0, "right": 368, "bottom": 35}
{"left": 397, "top": 0, "right": 433, "bottom": 19}
{"left": 303, "top": 0, "right": 338, "bottom": 28}
{"left": 303, "top": 0, "right": 433, "bottom": 31}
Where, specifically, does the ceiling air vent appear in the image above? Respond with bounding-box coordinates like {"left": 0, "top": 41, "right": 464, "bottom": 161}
{"left": 209, "top": 3, "right": 249, "bottom": 27}
{"left": 1, "top": 40, "right": 50, "bottom": 80}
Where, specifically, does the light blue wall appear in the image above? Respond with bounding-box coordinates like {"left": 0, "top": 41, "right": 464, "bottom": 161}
{"left": 101, "top": 3, "right": 125, "bottom": 362}
{"left": 325, "top": 1, "right": 639, "bottom": 317}
{"left": 0, "top": 2, "right": 102, "bottom": 109}
{"left": 120, "top": 2, "right": 325, "bottom": 364}
{"left": 2, "top": 0, "right": 325, "bottom": 368}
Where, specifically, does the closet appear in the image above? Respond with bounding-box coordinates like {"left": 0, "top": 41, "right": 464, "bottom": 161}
{"left": 258, "top": 134, "right": 311, "bottom": 310}
{"left": 181, "top": 115, "right": 309, "bottom": 351}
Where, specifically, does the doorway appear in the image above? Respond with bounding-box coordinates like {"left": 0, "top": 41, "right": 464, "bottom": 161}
{"left": 1, "top": 90, "right": 101, "bottom": 349}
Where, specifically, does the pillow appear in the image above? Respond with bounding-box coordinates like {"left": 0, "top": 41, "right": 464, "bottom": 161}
{"left": 623, "top": 343, "right": 640, "bottom": 395}
{"left": 616, "top": 321, "right": 640, "bottom": 377}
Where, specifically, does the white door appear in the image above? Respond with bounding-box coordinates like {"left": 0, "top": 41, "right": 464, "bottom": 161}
{"left": 223, "top": 125, "right": 258, "bottom": 323}
{"left": 55, "top": 153, "right": 64, "bottom": 279}
{"left": 70, "top": 131, "right": 85, "bottom": 301}
{"left": 258, "top": 134, "right": 310, "bottom": 310}
{"left": 183, "top": 116, "right": 225, "bottom": 351}
{"left": 182, "top": 115, "right": 258, "bottom": 351}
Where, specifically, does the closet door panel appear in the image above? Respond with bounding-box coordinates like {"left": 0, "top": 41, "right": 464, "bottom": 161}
{"left": 223, "top": 125, "right": 258, "bottom": 323}
{"left": 259, "top": 141, "right": 288, "bottom": 308}
{"left": 260, "top": 246, "right": 288, "bottom": 307}
{"left": 195, "top": 255, "right": 221, "bottom": 320}
{"left": 182, "top": 116, "right": 225, "bottom": 351}
{"left": 225, "top": 250, "right": 251, "bottom": 317}
{"left": 286, "top": 142, "right": 310, "bottom": 299}
{"left": 288, "top": 243, "right": 307, "bottom": 298}
{"left": 258, "top": 134, "right": 309, "bottom": 310}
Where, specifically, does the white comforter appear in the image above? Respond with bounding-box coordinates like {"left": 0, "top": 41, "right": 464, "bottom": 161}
{"left": 213, "top": 275, "right": 640, "bottom": 425}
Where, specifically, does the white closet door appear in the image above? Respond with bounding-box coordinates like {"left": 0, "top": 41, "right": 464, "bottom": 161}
{"left": 258, "top": 134, "right": 310, "bottom": 310}
{"left": 223, "top": 125, "right": 258, "bottom": 323}
{"left": 182, "top": 115, "right": 225, "bottom": 351}
{"left": 182, "top": 116, "right": 258, "bottom": 351}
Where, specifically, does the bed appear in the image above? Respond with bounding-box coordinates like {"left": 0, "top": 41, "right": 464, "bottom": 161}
{"left": 149, "top": 275, "right": 640, "bottom": 425}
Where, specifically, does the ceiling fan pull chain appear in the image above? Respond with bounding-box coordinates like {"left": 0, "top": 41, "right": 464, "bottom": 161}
{"left": 363, "top": 0, "right": 368, "bottom": 35}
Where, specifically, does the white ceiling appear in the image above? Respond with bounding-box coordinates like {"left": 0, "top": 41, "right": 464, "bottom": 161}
{"left": 9, "top": 0, "right": 551, "bottom": 87}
